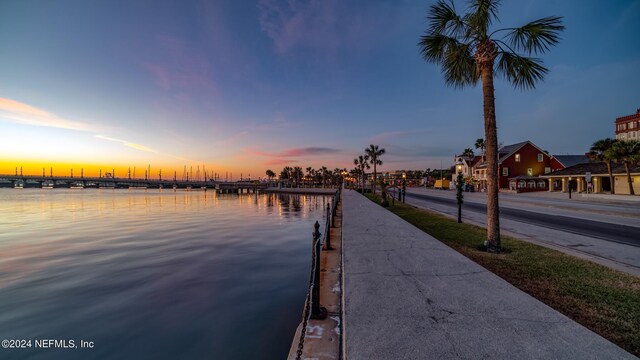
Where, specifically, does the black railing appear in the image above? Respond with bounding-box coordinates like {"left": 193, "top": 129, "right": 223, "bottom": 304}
{"left": 295, "top": 186, "right": 341, "bottom": 360}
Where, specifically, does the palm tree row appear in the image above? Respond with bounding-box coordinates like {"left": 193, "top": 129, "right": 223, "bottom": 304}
{"left": 351, "top": 144, "right": 386, "bottom": 194}
{"left": 266, "top": 166, "right": 347, "bottom": 188}
{"left": 589, "top": 138, "right": 640, "bottom": 195}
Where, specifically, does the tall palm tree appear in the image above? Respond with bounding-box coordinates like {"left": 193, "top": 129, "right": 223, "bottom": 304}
{"left": 419, "top": 0, "right": 564, "bottom": 252}
{"left": 588, "top": 138, "right": 617, "bottom": 194}
{"left": 353, "top": 155, "right": 370, "bottom": 193}
{"left": 607, "top": 140, "right": 640, "bottom": 195}
{"left": 475, "top": 138, "right": 486, "bottom": 162}
{"left": 365, "top": 144, "right": 386, "bottom": 194}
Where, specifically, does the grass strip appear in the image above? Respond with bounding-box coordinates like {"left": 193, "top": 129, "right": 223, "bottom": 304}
{"left": 365, "top": 193, "right": 640, "bottom": 356}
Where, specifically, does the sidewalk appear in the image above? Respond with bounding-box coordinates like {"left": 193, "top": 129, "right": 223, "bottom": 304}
{"left": 341, "top": 190, "right": 634, "bottom": 359}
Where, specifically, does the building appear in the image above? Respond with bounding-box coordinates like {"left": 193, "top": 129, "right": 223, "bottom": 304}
{"left": 474, "top": 141, "right": 553, "bottom": 191}
{"left": 550, "top": 155, "right": 590, "bottom": 172}
{"left": 615, "top": 108, "right": 640, "bottom": 142}
{"left": 542, "top": 162, "right": 640, "bottom": 195}
{"left": 453, "top": 155, "right": 482, "bottom": 178}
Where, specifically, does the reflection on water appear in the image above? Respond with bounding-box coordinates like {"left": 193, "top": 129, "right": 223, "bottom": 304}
{"left": 0, "top": 189, "right": 329, "bottom": 360}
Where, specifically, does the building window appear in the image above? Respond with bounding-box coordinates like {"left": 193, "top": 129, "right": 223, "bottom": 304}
{"left": 545, "top": 167, "right": 551, "bottom": 173}
{"left": 515, "top": 154, "right": 521, "bottom": 162}
{"left": 502, "top": 167, "right": 509, "bottom": 176}
{"left": 538, "top": 153, "right": 543, "bottom": 162}
{"left": 527, "top": 168, "right": 533, "bottom": 176}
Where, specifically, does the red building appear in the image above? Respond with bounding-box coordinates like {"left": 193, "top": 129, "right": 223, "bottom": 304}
{"left": 615, "top": 108, "right": 640, "bottom": 142}
{"left": 475, "top": 141, "right": 553, "bottom": 191}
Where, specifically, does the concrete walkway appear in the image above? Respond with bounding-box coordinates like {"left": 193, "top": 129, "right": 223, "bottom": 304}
{"left": 342, "top": 190, "right": 634, "bottom": 359}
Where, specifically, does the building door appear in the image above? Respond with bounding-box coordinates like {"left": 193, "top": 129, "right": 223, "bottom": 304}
{"left": 601, "top": 177, "right": 611, "bottom": 192}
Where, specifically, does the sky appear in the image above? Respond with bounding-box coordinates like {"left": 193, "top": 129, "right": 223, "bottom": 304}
{"left": 1, "top": 0, "right": 639, "bottom": 179}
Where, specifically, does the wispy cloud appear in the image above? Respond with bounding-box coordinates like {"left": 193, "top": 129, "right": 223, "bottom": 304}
{"left": 368, "top": 131, "right": 413, "bottom": 144}
{"left": 265, "top": 158, "right": 298, "bottom": 166}
{"left": 257, "top": 0, "right": 383, "bottom": 57}
{"left": 245, "top": 146, "right": 342, "bottom": 158}
{"left": 94, "top": 135, "right": 157, "bottom": 153}
{"left": 278, "top": 147, "right": 341, "bottom": 157}
{"left": 141, "top": 36, "right": 218, "bottom": 97}
{"left": 0, "top": 97, "right": 96, "bottom": 132}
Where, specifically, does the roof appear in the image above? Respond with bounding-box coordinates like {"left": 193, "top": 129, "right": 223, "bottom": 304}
{"left": 541, "top": 162, "right": 640, "bottom": 177}
{"left": 470, "top": 156, "right": 483, "bottom": 167}
{"left": 498, "top": 141, "right": 549, "bottom": 163}
{"left": 615, "top": 108, "right": 640, "bottom": 122}
{"left": 552, "top": 155, "right": 590, "bottom": 168}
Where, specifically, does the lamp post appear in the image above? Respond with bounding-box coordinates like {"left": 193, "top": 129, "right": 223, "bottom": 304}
{"left": 341, "top": 170, "right": 348, "bottom": 188}
{"left": 456, "top": 158, "right": 464, "bottom": 223}
{"left": 568, "top": 176, "right": 572, "bottom": 199}
{"left": 402, "top": 172, "right": 406, "bottom": 203}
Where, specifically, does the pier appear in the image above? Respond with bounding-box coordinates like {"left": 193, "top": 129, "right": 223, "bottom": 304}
{"left": 0, "top": 174, "right": 268, "bottom": 193}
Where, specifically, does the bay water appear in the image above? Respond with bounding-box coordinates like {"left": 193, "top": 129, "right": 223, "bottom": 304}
{"left": 0, "top": 189, "right": 328, "bottom": 359}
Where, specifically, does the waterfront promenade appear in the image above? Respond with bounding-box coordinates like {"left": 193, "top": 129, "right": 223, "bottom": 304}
{"left": 341, "top": 189, "right": 634, "bottom": 359}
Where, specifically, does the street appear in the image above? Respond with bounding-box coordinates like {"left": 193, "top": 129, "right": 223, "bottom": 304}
{"left": 399, "top": 187, "right": 640, "bottom": 276}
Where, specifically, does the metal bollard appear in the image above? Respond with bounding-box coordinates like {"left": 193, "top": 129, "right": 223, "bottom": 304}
{"left": 325, "top": 203, "right": 332, "bottom": 250}
{"left": 311, "top": 221, "right": 327, "bottom": 319}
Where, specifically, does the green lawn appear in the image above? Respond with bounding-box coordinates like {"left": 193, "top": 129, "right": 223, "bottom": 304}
{"left": 365, "top": 194, "right": 640, "bottom": 356}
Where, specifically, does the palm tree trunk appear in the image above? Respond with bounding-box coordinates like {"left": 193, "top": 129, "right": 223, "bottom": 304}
{"left": 608, "top": 160, "right": 615, "bottom": 194}
{"left": 481, "top": 65, "right": 501, "bottom": 252}
{"left": 625, "top": 162, "right": 634, "bottom": 195}
{"left": 373, "top": 163, "right": 377, "bottom": 195}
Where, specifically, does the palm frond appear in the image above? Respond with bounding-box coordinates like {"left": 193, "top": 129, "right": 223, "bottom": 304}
{"left": 465, "top": 0, "right": 500, "bottom": 36}
{"left": 427, "top": 0, "right": 467, "bottom": 38}
{"left": 496, "top": 52, "right": 548, "bottom": 89}
{"left": 505, "top": 16, "right": 564, "bottom": 54}
{"left": 443, "top": 42, "right": 478, "bottom": 88}
{"left": 418, "top": 34, "right": 461, "bottom": 63}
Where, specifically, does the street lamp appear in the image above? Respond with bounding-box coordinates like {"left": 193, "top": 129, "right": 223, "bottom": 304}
{"left": 568, "top": 176, "right": 572, "bottom": 199}
{"left": 340, "top": 170, "right": 348, "bottom": 188}
{"left": 456, "top": 158, "right": 464, "bottom": 223}
{"left": 402, "top": 172, "right": 406, "bottom": 203}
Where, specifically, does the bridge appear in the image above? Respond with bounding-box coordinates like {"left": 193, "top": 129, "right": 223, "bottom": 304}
{"left": 0, "top": 174, "right": 269, "bottom": 193}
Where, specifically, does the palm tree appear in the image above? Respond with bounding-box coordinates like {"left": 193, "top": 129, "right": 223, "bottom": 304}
{"left": 265, "top": 169, "right": 275, "bottom": 185}
{"left": 365, "top": 144, "right": 386, "bottom": 194}
{"left": 588, "top": 138, "right": 617, "bottom": 194}
{"left": 607, "top": 140, "right": 640, "bottom": 195}
{"left": 319, "top": 166, "right": 328, "bottom": 188}
{"left": 280, "top": 166, "right": 292, "bottom": 187}
{"left": 461, "top": 148, "right": 475, "bottom": 159}
{"left": 475, "top": 138, "right": 486, "bottom": 162}
{"left": 419, "top": 0, "right": 564, "bottom": 252}
{"left": 353, "top": 155, "right": 370, "bottom": 193}
{"left": 292, "top": 166, "right": 304, "bottom": 187}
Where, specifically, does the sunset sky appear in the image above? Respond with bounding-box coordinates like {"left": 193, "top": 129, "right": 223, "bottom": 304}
{"left": 1, "top": 0, "right": 638, "bottom": 179}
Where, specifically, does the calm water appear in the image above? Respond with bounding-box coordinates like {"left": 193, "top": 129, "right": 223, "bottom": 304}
{"left": 0, "top": 189, "right": 328, "bottom": 360}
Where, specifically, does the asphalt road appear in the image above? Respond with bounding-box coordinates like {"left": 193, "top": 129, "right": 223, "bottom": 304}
{"left": 405, "top": 192, "right": 640, "bottom": 248}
